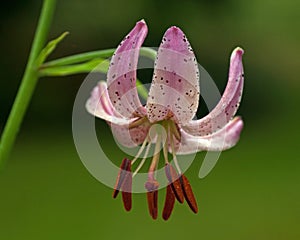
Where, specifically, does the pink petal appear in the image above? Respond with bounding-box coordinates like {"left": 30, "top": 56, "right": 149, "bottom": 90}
{"left": 86, "top": 82, "right": 150, "bottom": 147}
{"left": 111, "top": 121, "right": 150, "bottom": 148}
{"left": 146, "top": 26, "right": 200, "bottom": 124}
{"left": 182, "top": 47, "right": 244, "bottom": 136}
{"left": 86, "top": 81, "right": 134, "bottom": 125}
{"left": 107, "top": 20, "right": 148, "bottom": 119}
{"left": 175, "top": 117, "right": 244, "bottom": 154}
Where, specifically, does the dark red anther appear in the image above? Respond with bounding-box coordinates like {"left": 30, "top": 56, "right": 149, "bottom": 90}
{"left": 165, "top": 163, "right": 184, "bottom": 203}
{"left": 113, "top": 158, "right": 130, "bottom": 198}
{"left": 162, "top": 184, "right": 175, "bottom": 221}
{"left": 145, "top": 180, "right": 159, "bottom": 220}
{"left": 113, "top": 158, "right": 132, "bottom": 211}
{"left": 179, "top": 175, "right": 198, "bottom": 213}
{"left": 121, "top": 161, "right": 132, "bottom": 211}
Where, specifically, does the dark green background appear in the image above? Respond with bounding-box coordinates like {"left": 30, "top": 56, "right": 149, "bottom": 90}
{"left": 1, "top": 0, "right": 299, "bottom": 239}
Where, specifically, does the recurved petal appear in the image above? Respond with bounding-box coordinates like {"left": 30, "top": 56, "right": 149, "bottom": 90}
{"left": 182, "top": 47, "right": 244, "bottom": 136}
{"left": 111, "top": 120, "right": 150, "bottom": 148}
{"left": 147, "top": 26, "right": 200, "bottom": 124}
{"left": 86, "top": 81, "right": 133, "bottom": 125}
{"left": 176, "top": 117, "right": 244, "bottom": 154}
{"left": 107, "top": 20, "right": 148, "bottom": 119}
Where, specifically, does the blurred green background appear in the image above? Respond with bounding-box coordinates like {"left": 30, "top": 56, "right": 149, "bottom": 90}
{"left": 0, "top": 0, "right": 299, "bottom": 239}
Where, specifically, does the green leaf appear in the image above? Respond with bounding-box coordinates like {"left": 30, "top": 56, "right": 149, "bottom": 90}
{"left": 35, "top": 32, "right": 69, "bottom": 67}
{"left": 38, "top": 58, "right": 109, "bottom": 77}
{"left": 42, "top": 47, "right": 157, "bottom": 68}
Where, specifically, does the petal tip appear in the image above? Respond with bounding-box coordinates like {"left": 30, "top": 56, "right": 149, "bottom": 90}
{"left": 85, "top": 85, "right": 99, "bottom": 115}
{"left": 165, "top": 26, "right": 184, "bottom": 37}
{"left": 233, "top": 116, "right": 243, "bottom": 124}
{"left": 230, "top": 47, "right": 244, "bottom": 72}
{"left": 233, "top": 47, "right": 244, "bottom": 56}
{"left": 230, "top": 117, "right": 244, "bottom": 139}
{"left": 170, "top": 26, "right": 180, "bottom": 31}
{"left": 236, "top": 117, "right": 244, "bottom": 132}
{"left": 136, "top": 19, "right": 147, "bottom": 28}
{"left": 233, "top": 115, "right": 242, "bottom": 122}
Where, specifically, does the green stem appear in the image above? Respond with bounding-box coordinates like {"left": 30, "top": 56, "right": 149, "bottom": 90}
{"left": 42, "top": 47, "right": 157, "bottom": 67}
{"left": 0, "top": 0, "right": 57, "bottom": 171}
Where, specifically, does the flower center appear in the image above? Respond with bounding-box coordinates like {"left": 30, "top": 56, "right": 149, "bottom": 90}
{"left": 130, "top": 119, "right": 181, "bottom": 179}
{"left": 113, "top": 117, "right": 198, "bottom": 220}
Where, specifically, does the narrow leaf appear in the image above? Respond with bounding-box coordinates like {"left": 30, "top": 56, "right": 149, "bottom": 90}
{"left": 36, "top": 32, "right": 69, "bottom": 67}
{"left": 39, "top": 58, "right": 109, "bottom": 76}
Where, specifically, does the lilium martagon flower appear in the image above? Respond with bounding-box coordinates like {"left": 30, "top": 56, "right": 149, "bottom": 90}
{"left": 86, "top": 20, "right": 244, "bottom": 220}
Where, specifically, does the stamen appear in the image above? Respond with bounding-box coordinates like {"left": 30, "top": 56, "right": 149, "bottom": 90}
{"left": 121, "top": 162, "right": 132, "bottom": 211}
{"left": 169, "top": 121, "right": 181, "bottom": 141}
{"left": 169, "top": 125, "right": 198, "bottom": 212}
{"left": 131, "top": 136, "right": 149, "bottom": 165}
{"left": 113, "top": 158, "right": 131, "bottom": 198}
{"left": 179, "top": 175, "right": 198, "bottom": 213}
{"left": 165, "top": 163, "right": 184, "bottom": 203}
{"left": 162, "top": 185, "right": 175, "bottom": 221}
{"left": 172, "top": 151, "right": 182, "bottom": 175}
{"left": 163, "top": 128, "right": 169, "bottom": 164}
{"left": 148, "top": 133, "right": 161, "bottom": 175}
{"left": 132, "top": 141, "right": 152, "bottom": 177}
{"left": 128, "top": 116, "right": 147, "bottom": 129}
{"left": 170, "top": 127, "right": 182, "bottom": 174}
{"left": 158, "top": 121, "right": 169, "bottom": 164}
{"left": 145, "top": 180, "right": 159, "bottom": 220}
{"left": 145, "top": 133, "right": 161, "bottom": 220}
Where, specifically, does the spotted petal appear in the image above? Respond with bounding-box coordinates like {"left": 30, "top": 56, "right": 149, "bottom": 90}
{"left": 106, "top": 20, "right": 148, "bottom": 119}
{"left": 147, "top": 26, "right": 200, "bottom": 124}
{"left": 176, "top": 117, "right": 244, "bottom": 154}
{"left": 86, "top": 81, "right": 132, "bottom": 125}
{"left": 182, "top": 48, "right": 244, "bottom": 136}
{"left": 86, "top": 81, "right": 150, "bottom": 147}
{"left": 111, "top": 121, "right": 150, "bottom": 148}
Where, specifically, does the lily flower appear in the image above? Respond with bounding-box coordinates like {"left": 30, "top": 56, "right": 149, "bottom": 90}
{"left": 86, "top": 20, "right": 244, "bottom": 220}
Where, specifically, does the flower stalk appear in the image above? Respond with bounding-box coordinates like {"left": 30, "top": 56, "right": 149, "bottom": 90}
{"left": 0, "top": 6, "right": 156, "bottom": 170}
{"left": 0, "top": 0, "right": 57, "bottom": 171}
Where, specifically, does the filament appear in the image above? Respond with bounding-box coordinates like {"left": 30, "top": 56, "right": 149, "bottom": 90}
{"left": 131, "top": 136, "right": 149, "bottom": 165}
{"left": 133, "top": 141, "right": 152, "bottom": 177}
{"left": 170, "top": 130, "right": 182, "bottom": 174}
{"left": 163, "top": 125, "right": 169, "bottom": 164}
{"left": 148, "top": 133, "right": 162, "bottom": 180}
